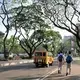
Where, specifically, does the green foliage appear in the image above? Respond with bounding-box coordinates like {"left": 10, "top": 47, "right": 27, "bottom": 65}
{"left": 0, "top": 1, "right": 62, "bottom": 58}
{"left": 42, "top": 30, "right": 62, "bottom": 55}
{"left": 31, "top": 30, "right": 45, "bottom": 41}
{"left": 5, "top": 36, "right": 24, "bottom": 53}
{"left": 9, "top": 4, "right": 45, "bottom": 30}
{"left": 0, "top": 32, "right": 4, "bottom": 51}
{"left": 0, "top": 38, "right": 4, "bottom": 51}
{"left": 32, "top": 29, "right": 62, "bottom": 55}
{"left": 37, "top": 0, "right": 80, "bottom": 48}
{"left": 8, "top": 3, "right": 51, "bottom": 58}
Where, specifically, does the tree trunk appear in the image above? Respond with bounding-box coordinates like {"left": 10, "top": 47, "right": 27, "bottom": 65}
{"left": 4, "top": 49, "right": 9, "bottom": 60}
{"left": 3, "top": 29, "right": 9, "bottom": 60}
{"left": 29, "top": 53, "right": 32, "bottom": 59}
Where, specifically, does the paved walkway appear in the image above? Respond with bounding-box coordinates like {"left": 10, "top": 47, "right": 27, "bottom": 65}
{"left": 44, "top": 63, "right": 80, "bottom": 80}
{"left": 0, "top": 59, "right": 33, "bottom": 67}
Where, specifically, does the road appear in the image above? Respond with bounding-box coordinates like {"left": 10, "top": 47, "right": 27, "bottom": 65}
{"left": 0, "top": 58, "right": 79, "bottom": 80}
{"left": 43, "top": 61, "right": 80, "bottom": 80}
{"left": 0, "top": 61, "right": 58, "bottom": 80}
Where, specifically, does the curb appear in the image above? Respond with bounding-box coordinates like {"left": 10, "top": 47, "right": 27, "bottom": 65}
{"left": 0, "top": 60, "right": 33, "bottom": 67}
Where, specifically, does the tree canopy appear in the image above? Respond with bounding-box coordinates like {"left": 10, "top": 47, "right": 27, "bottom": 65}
{"left": 34, "top": 0, "right": 80, "bottom": 48}
{"left": 0, "top": 0, "right": 69, "bottom": 59}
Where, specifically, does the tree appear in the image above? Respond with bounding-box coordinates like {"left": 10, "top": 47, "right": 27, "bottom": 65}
{"left": 28, "top": 29, "right": 62, "bottom": 57}
{"left": 62, "top": 39, "right": 72, "bottom": 54}
{"left": 19, "top": 30, "right": 45, "bottom": 58}
{"left": 0, "top": 0, "right": 31, "bottom": 59}
{"left": 9, "top": 3, "right": 50, "bottom": 58}
{"left": 5, "top": 36, "right": 24, "bottom": 53}
{"left": 0, "top": 31, "right": 4, "bottom": 51}
{"left": 42, "top": 30, "right": 62, "bottom": 55}
{"left": 0, "top": 0, "right": 21, "bottom": 59}
{"left": 35, "top": 0, "right": 80, "bottom": 48}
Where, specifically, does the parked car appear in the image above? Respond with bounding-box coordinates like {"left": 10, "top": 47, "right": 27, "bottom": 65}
{"left": 0, "top": 52, "right": 14, "bottom": 60}
{"left": 8, "top": 53, "right": 14, "bottom": 60}
{"left": 0, "top": 52, "right": 5, "bottom": 60}
{"left": 19, "top": 53, "right": 28, "bottom": 59}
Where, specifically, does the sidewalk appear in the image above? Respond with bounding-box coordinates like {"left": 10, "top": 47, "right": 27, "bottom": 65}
{"left": 44, "top": 63, "right": 80, "bottom": 80}
{"left": 0, "top": 59, "right": 33, "bottom": 67}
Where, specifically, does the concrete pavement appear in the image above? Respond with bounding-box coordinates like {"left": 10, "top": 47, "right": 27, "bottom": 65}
{"left": 43, "top": 62, "right": 80, "bottom": 80}
{"left": 0, "top": 57, "right": 80, "bottom": 80}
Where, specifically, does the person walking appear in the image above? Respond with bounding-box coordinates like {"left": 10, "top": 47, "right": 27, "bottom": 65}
{"left": 66, "top": 51, "right": 73, "bottom": 76}
{"left": 57, "top": 51, "right": 64, "bottom": 74}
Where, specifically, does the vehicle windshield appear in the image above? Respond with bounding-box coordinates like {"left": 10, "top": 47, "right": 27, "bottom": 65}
{"left": 35, "top": 52, "right": 42, "bottom": 56}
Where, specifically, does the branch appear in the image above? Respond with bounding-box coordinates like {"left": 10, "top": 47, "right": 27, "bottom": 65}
{"left": 76, "top": 38, "right": 80, "bottom": 48}
{"left": 19, "top": 40, "right": 29, "bottom": 55}
{"left": 32, "top": 41, "right": 43, "bottom": 53}
{"left": 64, "top": 1, "right": 79, "bottom": 28}
{"left": 9, "top": 29, "right": 17, "bottom": 52}
{"left": 18, "top": 35, "right": 30, "bottom": 55}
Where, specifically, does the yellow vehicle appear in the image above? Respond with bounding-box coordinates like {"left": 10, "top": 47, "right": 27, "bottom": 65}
{"left": 33, "top": 51, "right": 54, "bottom": 67}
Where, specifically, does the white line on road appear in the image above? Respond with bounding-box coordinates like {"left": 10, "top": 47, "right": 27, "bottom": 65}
{"left": 39, "top": 68, "right": 58, "bottom": 80}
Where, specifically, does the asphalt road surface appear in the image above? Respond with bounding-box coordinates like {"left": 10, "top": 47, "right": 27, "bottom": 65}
{"left": 0, "top": 61, "right": 58, "bottom": 80}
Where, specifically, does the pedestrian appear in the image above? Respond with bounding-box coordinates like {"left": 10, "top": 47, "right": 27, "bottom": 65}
{"left": 66, "top": 51, "right": 73, "bottom": 76}
{"left": 57, "top": 51, "right": 64, "bottom": 74}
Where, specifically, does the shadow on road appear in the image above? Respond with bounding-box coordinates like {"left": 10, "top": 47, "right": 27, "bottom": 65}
{"left": 9, "top": 77, "right": 40, "bottom": 80}
{"left": 0, "top": 63, "right": 36, "bottom": 73}
{"left": 66, "top": 75, "right": 80, "bottom": 80}
{"left": 7, "top": 73, "right": 80, "bottom": 80}
{"left": 0, "top": 61, "right": 58, "bottom": 73}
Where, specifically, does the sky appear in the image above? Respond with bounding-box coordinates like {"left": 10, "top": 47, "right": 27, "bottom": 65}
{"left": 53, "top": 27, "right": 73, "bottom": 38}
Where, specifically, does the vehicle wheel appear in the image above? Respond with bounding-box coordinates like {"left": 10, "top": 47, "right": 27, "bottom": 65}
{"left": 50, "top": 62, "right": 53, "bottom": 66}
{"left": 35, "top": 64, "right": 38, "bottom": 67}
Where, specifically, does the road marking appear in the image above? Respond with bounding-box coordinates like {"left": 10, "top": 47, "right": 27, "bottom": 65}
{"left": 39, "top": 65, "right": 66, "bottom": 80}
{"left": 39, "top": 68, "right": 58, "bottom": 80}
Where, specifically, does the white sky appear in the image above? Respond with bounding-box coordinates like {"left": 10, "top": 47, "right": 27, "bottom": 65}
{"left": 53, "top": 27, "right": 73, "bottom": 38}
